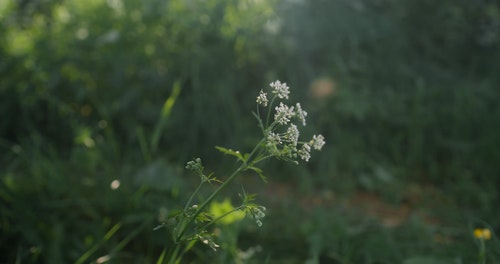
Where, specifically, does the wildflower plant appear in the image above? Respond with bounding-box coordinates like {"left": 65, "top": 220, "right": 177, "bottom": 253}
{"left": 474, "top": 227, "right": 492, "bottom": 264}
{"left": 162, "top": 80, "right": 325, "bottom": 263}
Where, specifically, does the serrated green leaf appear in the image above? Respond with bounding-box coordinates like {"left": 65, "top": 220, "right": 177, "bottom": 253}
{"left": 215, "top": 146, "right": 244, "bottom": 161}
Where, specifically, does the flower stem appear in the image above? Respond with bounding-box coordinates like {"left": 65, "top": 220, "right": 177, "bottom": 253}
{"left": 175, "top": 164, "right": 245, "bottom": 242}
{"left": 168, "top": 137, "right": 265, "bottom": 263}
{"left": 184, "top": 182, "right": 203, "bottom": 212}
{"left": 478, "top": 238, "right": 486, "bottom": 264}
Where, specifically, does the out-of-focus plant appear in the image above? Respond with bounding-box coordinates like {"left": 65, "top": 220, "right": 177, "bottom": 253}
{"left": 474, "top": 227, "right": 492, "bottom": 264}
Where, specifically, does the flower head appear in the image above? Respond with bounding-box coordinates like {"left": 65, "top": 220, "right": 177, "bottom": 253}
{"left": 311, "top": 134, "right": 325, "bottom": 150}
{"left": 250, "top": 206, "right": 266, "bottom": 227}
{"left": 186, "top": 158, "right": 203, "bottom": 174}
{"left": 270, "top": 80, "right": 290, "bottom": 100}
{"left": 254, "top": 80, "right": 325, "bottom": 163}
{"left": 474, "top": 228, "right": 492, "bottom": 240}
{"left": 298, "top": 143, "right": 311, "bottom": 162}
{"left": 274, "top": 102, "right": 295, "bottom": 125}
{"left": 267, "top": 132, "right": 281, "bottom": 145}
{"left": 256, "top": 90, "right": 268, "bottom": 107}
{"left": 284, "top": 124, "right": 300, "bottom": 146}
{"left": 295, "top": 103, "right": 307, "bottom": 126}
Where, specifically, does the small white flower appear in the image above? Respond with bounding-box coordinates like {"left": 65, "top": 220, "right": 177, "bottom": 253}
{"left": 267, "top": 132, "right": 282, "bottom": 145}
{"left": 266, "top": 132, "right": 282, "bottom": 156}
{"left": 256, "top": 90, "right": 268, "bottom": 106}
{"left": 295, "top": 103, "right": 307, "bottom": 126}
{"left": 250, "top": 206, "right": 266, "bottom": 227}
{"left": 199, "top": 235, "right": 220, "bottom": 251}
{"left": 298, "top": 143, "right": 311, "bottom": 162}
{"left": 252, "top": 206, "right": 266, "bottom": 219}
{"left": 274, "top": 102, "right": 295, "bottom": 125}
{"left": 311, "top": 134, "right": 325, "bottom": 150}
{"left": 270, "top": 80, "right": 290, "bottom": 100}
{"left": 284, "top": 124, "right": 299, "bottom": 146}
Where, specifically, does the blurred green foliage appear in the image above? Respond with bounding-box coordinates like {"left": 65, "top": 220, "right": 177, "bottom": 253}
{"left": 1, "top": 0, "right": 500, "bottom": 263}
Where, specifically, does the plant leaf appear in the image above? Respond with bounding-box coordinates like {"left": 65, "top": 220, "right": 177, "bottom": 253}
{"left": 215, "top": 146, "right": 244, "bottom": 162}
{"left": 247, "top": 166, "right": 267, "bottom": 182}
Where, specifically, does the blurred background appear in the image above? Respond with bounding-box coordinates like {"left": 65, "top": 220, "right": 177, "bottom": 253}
{"left": 1, "top": 0, "right": 500, "bottom": 263}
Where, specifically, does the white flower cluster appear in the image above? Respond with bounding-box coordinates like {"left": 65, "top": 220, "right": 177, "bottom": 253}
{"left": 250, "top": 206, "right": 266, "bottom": 227}
{"left": 284, "top": 124, "right": 299, "bottom": 146}
{"left": 256, "top": 90, "right": 268, "bottom": 107}
{"left": 311, "top": 134, "right": 326, "bottom": 150}
{"left": 295, "top": 103, "right": 307, "bottom": 126}
{"left": 298, "top": 143, "right": 311, "bottom": 162}
{"left": 274, "top": 102, "right": 295, "bottom": 125}
{"left": 297, "top": 134, "right": 325, "bottom": 162}
{"left": 267, "top": 132, "right": 282, "bottom": 145}
{"left": 256, "top": 80, "right": 325, "bottom": 163}
{"left": 269, "top": 80, "right": 290, "bottom": 99}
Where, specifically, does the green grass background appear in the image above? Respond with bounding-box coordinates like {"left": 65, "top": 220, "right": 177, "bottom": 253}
{"left": 1, "top": 0, "right": 500, "bottom": 263}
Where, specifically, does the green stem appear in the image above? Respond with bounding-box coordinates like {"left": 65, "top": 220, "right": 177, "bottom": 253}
{"left": 194, "top": 206, "right": 245, "bottom": 234}
{"left": 175, "top": 165, "right": 245, "bottom": 242}
{"left": 166, "top": 245, "right": 181, "bottom": 264}
{"left": 478, "top": 238, "right": 486, "bottom": 264}
{"left": 255, "top": 107, "right": 266, "bottom": 135}
{"left": 175, "top": 138, "right": 265, "bottom": 242}
{"left": 252, "top": 154, "right": 273, "bottom": 165}
{"left": 246, "top": 138, "right": 265, "bottom": 164}
{"left": 265, "top": 96, "right": 277, "bottom": 127}
{"left": 169, "top": 137, "right": 267, "bottom": 264}
{"left": 184, "top": 182, "right": 203, "bottom": 212}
